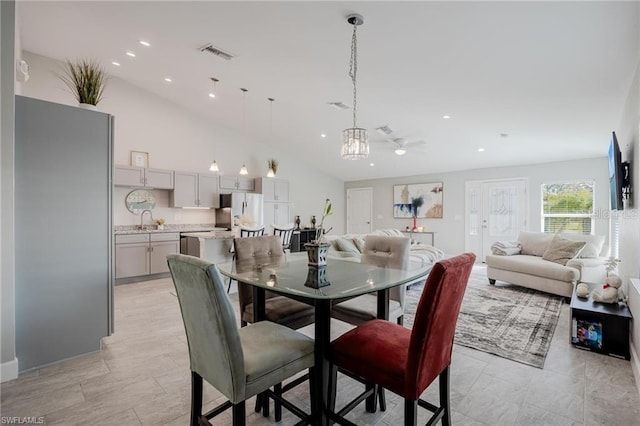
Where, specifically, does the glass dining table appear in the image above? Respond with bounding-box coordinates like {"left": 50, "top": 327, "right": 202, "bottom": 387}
{"left": 217, "top": 252, "right": 432, "bottom": 426}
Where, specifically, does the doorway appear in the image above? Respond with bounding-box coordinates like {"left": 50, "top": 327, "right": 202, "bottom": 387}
{"left": 346, "top": 187, "right": 373, "bottom": 234}
{"left": 465, "top": 179, "right": 528, "bottom": 261}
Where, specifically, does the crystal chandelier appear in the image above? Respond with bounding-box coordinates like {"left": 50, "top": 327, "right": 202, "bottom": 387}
{"left": 341, "top": 14, "right": 369, "bottom": 160}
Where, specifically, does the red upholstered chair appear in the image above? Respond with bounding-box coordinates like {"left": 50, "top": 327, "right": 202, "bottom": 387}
{"left": 328, "top": 253, "right": 475, "bottom": 426}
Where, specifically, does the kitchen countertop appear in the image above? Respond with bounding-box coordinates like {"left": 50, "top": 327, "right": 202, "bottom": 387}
{"left": 114, "top": 225, "right": 228, "bottom": 235}
{"left": 181, "top": 231, "right": 234, "bottom": 239}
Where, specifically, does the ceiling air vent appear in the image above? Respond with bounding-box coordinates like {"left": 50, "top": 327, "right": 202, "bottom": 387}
{"left": 328, "top": 101, "right": 350, "bottom": 110}
{"left": 199, "top": 43, "right": 235, "bottom": 60}
{"left": 375, "top": 125, "right": 393, "bottom": 136}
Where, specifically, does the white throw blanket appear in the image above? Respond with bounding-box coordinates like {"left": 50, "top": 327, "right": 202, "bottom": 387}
{"left": 491, "top": 241, "right": 521, "bottom": 256}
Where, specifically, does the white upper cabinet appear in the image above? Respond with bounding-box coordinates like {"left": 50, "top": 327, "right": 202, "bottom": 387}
{"left": 114, "top": 165, "right": 174, "bottom": 189}
{"left": 219, "top": 176, "right": 255, "bottom": 192}
{"left": 255, "top": 178, "right": 289, "bottom": 202}
{"left": 171, "top": 171, "right": 219, "bottom": 208}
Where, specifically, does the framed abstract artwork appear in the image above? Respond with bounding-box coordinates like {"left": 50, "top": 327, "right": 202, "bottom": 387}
{"left": 393, "top": 182, "right": 444, "bottom": 218}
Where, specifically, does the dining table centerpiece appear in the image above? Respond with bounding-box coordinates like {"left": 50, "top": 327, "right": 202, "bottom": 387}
{"left": 305, "top": 198, "right": 332, "bottom": 267}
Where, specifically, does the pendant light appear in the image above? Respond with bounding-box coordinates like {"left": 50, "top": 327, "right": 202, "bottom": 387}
{"left": 267, "top": 98, "right": 276, "bottom": 178}
{"left": 209, "top": 77, "right": 219, "bottom": 99}
{"left": 341, "top": 14, "right": 369, "bottom": 160}
{"left": 238, "top": 88, "right": 249, "bottom": 175}
{"left": 209, "top": 160, "right": 219, "bottom": 172}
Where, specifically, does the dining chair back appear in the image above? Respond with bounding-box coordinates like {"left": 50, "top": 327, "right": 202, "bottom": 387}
{"left": 167, "top": 254, "right": 315, "bottom": 425}
{"left": 331, "top": 235, "right": 411, "bottom": 325}
{"left": 240, "top": 226, "right": 265, "bottom": 237}
{"left": 272, "top": 225, "right": 295, "bottom": 252}
{"left": 233, "top": 235, "right": 315, "bottom": 330}
{"left": 329, "top": 252, "right": 476, "bottom": 426}
{"left": 226, "top": 226, "right": 266, "bottom": 293}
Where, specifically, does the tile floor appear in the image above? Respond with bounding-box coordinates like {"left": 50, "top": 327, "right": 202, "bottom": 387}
{"left": 1, "top": 270, "right": 639, "bottom": 425}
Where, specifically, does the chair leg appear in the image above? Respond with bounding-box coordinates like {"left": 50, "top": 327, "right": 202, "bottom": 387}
{"left": 365, "top": 383, "right": 377, "bottom": 413}
{"left": 327, "top": 364, "right": 338, "bottom": 415}
{"left": 274, "top": 383, "right": 283, "bottom": 422}
{"left": 377, "top": 386, "right": 386, "bottom": 411}
{"left": 262, "top": 390, "right": 270, "bottom": 417}
{"left": 190, "top": 372, "right": 203, "bottom": 426}
{"left": 232, "top": 401, "right": 246, "bottom": 426}
{"left": 309, "top": 367, "right": 318, "bottom": 419}
{"left": 397, "top": 315, "right": 404, "bottom": 326}
{"left": 227, "top": 277, "right": 234, "bottom": 293}
{"left": 254, "top": 394, "right": 262, "bottom": 413}
{"left": 439, "top": 367, "right": 451, "bottom": 426}
{"left": 404, "top": 398, "right": 417, "bottom": 426}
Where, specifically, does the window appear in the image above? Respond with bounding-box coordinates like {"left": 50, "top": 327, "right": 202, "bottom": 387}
{"left": 541, "top": 181, "right": 594, "bottom": 234}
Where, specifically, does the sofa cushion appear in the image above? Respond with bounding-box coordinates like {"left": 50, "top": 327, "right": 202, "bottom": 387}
{"left": 517, "top": 231, "right": 554, "bottom": 256}
{"left": 485, "top": 254, "right": 579, "bottom": 282}
{"left": 335, "top": 237, "right": 360, "bottom": 254}
{"left": 353, "top": 236, "right": 366, "bottom": 253}
{"left": 558, "top": 232, "right": 605, "bottom": 258}
{"left": 542, "top": 236, "right": 586, "bottom": 265}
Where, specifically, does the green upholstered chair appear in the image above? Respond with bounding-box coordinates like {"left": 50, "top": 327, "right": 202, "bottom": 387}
{"left": 167, "top": 254, "right": 315, "bottom": 426}
{"left": 328, "top": 253, "right": 476, "bottom": 426}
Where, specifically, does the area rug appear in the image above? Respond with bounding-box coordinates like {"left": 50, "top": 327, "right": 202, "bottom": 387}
{"left": 404, "top": 265, "right": 563, "bottom": 368}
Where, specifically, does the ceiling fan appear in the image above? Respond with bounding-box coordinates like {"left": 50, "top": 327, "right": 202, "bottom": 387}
{"left": 386, "top": 138, "right": 427, "bottom": 156}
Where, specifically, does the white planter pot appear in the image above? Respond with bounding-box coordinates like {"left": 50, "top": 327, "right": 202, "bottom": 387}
{"left": 78, "top": 103, "right": 98, "bottom": 111}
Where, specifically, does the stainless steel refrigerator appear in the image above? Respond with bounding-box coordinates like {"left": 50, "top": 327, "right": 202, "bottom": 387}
{"left": 216, "top": 193, "right": 264, "bottom": 229}
{"left": 15, "top": 96, "right": 113, "bottom": 371}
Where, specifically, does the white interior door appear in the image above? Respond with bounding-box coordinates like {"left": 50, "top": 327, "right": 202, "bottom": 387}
{"left": 347, "top": 187, "right": 373, "bottom": 234}
{"left": 466, "top": 179, "right": 528, "bottom": 261}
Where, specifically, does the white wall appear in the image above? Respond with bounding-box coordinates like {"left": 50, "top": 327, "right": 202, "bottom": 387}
{"left": 615, "top": 50, "right": 640, "bottom": 389}
{"left": 346, "top": 158, "right": 609, "bottom": 255}
{"left": 20, "top": 51, "right": 346, "bottom": 233}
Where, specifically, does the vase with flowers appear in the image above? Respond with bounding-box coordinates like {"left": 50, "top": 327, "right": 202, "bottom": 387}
{"left": 155, "top": 218, "right": 166, "bottom": 230}
{"left": 411, "top": 196, "right": 424, "bottom": 231}
{"left": 305, "top": 199, "right": 333, "bottom": 266}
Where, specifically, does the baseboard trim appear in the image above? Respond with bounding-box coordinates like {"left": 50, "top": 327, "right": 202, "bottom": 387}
{"left": 1, "top": 357, "right": 19, "bottom": 383}
{"left": 631, "top": 341, "right": 640, "bottom": 398}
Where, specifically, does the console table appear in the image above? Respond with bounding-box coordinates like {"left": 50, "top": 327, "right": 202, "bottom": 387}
{"left": 401, "top": 230, "right": 436, "bottom": 246}
{"left": 290, "top": 228, "right": 317, "bottom": 252}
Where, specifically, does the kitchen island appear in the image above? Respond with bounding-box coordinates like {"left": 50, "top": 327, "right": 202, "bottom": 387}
{"left": 181, "top": 231, "right": 235, "bottom": 265}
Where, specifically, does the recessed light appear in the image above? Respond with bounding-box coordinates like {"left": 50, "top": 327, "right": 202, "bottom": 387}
{"left": 208, "top": 93, "right": 216, "bottom": 98}
{"left": 164, "top": 78, "right": 172, "bottom": 83}
{"left": 126, "top": 51, "right": 136, "bottom": 57}
{"left": 111, "top": 61, "right": 121, "bottom": 66}
{"left": 369, "top": 163, "right": 375, "bottom": 166}
{"left": 139, "top": 40, "right": 151, "bottom": 47}
{"left": 500, "top": 133, "right": 509, "bottom": 138}
{"left": 320, "top": 133, "right": 326, "bottom": 138}
{"left": 478, "top": 147, "right": 485, "bottom": 152}
{"left": 442, "top": 115, "right": 451, "bottom": 119}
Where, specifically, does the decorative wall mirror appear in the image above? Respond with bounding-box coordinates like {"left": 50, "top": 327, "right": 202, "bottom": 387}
{"left": 125, "top": 189, "right": 156, "bottom": 214}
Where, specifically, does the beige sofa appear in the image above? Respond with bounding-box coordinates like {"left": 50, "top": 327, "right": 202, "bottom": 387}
{"left": 485, "top": 231, "right": 608, "bottom": 297}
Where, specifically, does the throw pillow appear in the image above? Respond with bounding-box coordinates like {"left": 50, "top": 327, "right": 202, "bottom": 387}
{"left": 558, "top": 232, "right": 605, "bottom": 258}
{"left": 352, "top": 236, "right": 366, "bottom": 253}
{"left": 335, "top": 237, "right": 360, "bottom": 254}
{"left": 542, "top": 236, "right": 587, "bottom": 265}
{"left": 518, "top": 231, "right": 554, "bottom": 256}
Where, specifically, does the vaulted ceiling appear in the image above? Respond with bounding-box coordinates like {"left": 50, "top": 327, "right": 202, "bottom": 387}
{"left": 17, "top": 1, "right": 640, "bottom": 181}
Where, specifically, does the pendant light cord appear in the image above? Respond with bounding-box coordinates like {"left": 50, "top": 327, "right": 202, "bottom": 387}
{"left": 349, "top": 24, "right": 358, "bottom": 128}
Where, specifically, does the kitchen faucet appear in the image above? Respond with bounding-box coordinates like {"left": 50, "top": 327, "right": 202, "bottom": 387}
{"left": 139, "top": 209, "right": 154, "bottom": 230}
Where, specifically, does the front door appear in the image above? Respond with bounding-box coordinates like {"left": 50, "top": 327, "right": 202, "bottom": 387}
{"left": 466, "top": 179, "right": 528, "bottom": 261}
{"left": 347, "top": 187, "right": 373, "bottom": 234}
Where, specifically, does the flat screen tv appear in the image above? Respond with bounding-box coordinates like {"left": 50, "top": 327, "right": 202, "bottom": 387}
{"left": 608, "top": 131, "right": 624, "bottom": 210}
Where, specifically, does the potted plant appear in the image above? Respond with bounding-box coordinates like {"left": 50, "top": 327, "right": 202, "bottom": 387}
{"left": 267, "top": 158, "right": 278, "bottom": 177}
{"left": 58, "top": 58, "right": 108, "bottom": 110}
{"left": 305, "top": 199, "right": 333, "bottom": 267}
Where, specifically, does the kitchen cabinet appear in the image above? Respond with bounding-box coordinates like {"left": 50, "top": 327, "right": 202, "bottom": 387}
{"left": 115, "top": 232, "right": 180, "bottom": 279}
{"left": 114, "top": 165, "right": 174, "bottom": 189}
{"left": 171, "top": 172, "right": 219, "bottom": 208}
{"left": 255, "top": 178, "right": 289, "bottom": 202}
{"left": 219, "top": 175, "right": 255, "bottom": 192}
{"left": 264, "top": 202, "right": 291, "bottom": 228}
